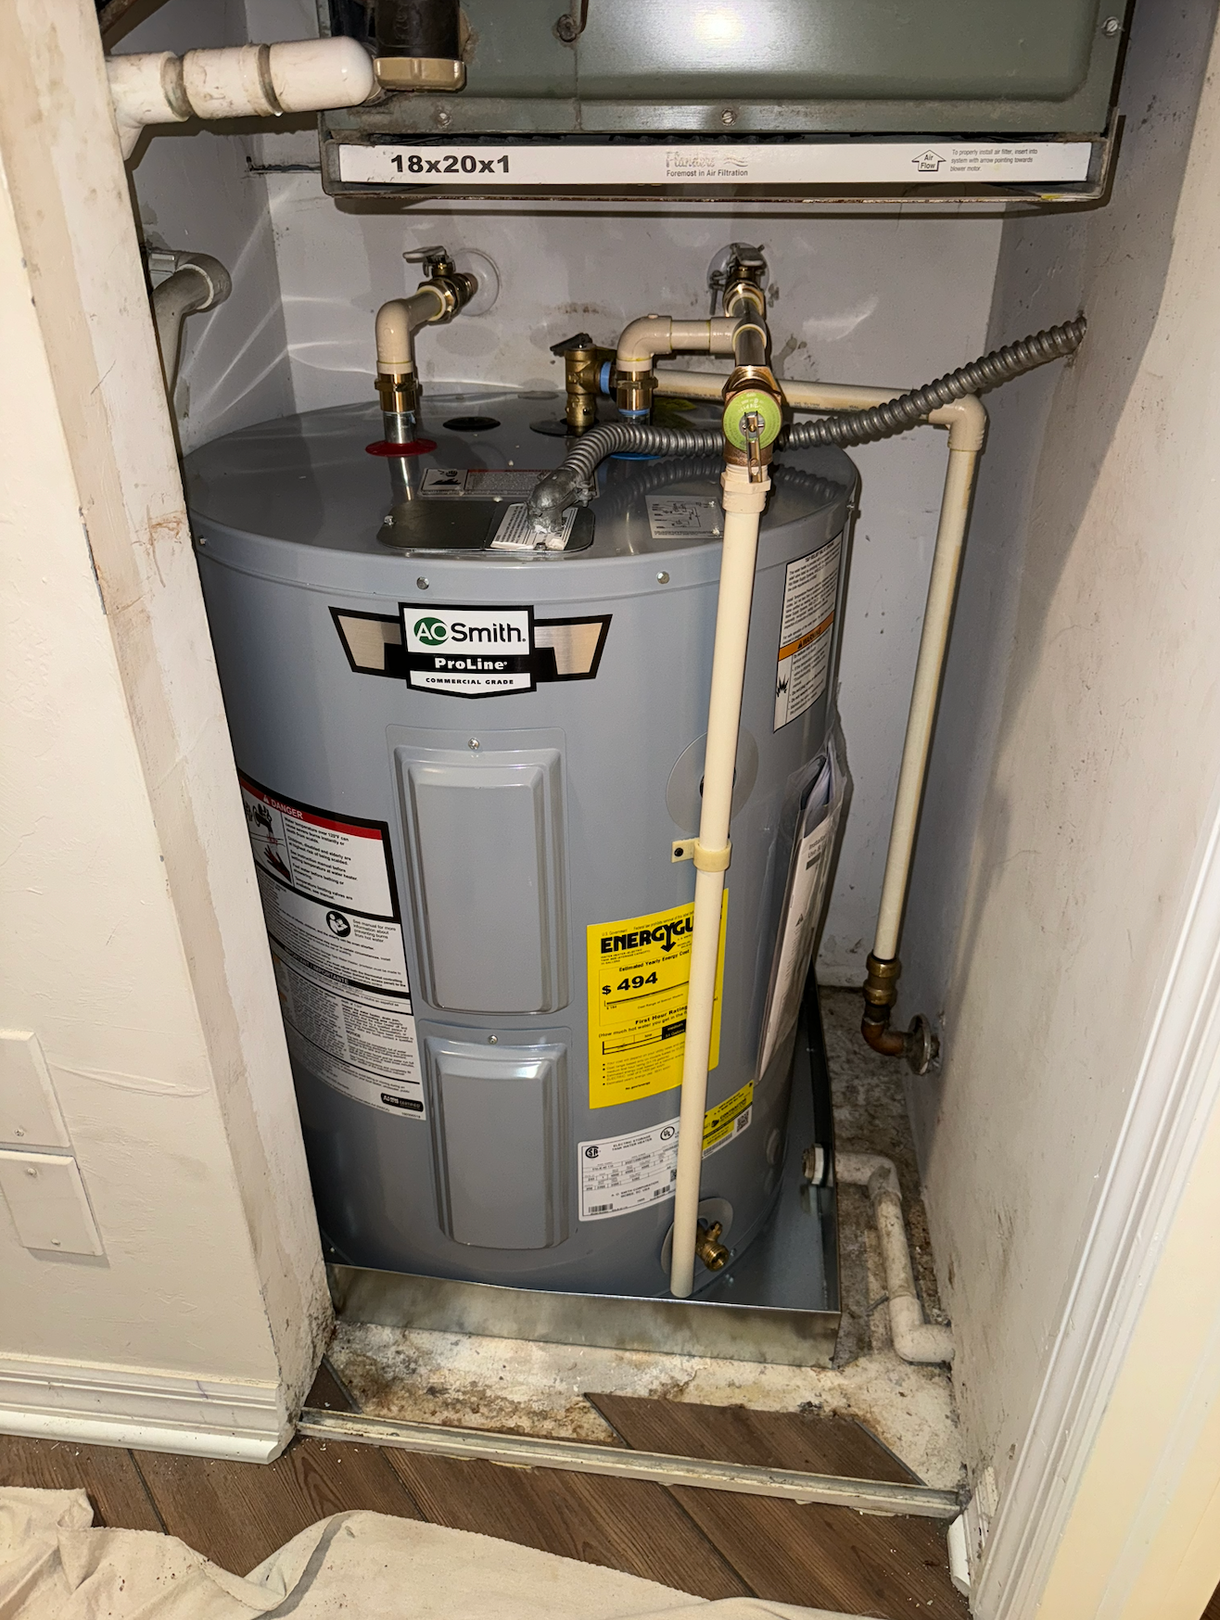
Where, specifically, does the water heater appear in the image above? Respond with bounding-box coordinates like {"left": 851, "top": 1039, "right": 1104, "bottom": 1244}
{"left": 188, "top": 390, "right": 852, "bottom": 1297}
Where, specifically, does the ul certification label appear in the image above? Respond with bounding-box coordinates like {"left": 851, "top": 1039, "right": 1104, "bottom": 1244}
{"left": 579, "top": 1119, "right": 679, "bottom": 1221}
{"left": 586, "top": 895, "right": 728, "bottom": 1109}
{"left": 774, "top": 535, "right": 842, "bottom": 730}
{"left": 401, "top": 601, "right": 535, "bottom": 697}
{"left": 578, "top": 1084, "right": 754, "bottom": 1222}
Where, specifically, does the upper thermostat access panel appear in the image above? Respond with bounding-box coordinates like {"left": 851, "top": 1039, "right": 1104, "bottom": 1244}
{"left": 320, "top": 0, "right": 1130, "bottom": 203}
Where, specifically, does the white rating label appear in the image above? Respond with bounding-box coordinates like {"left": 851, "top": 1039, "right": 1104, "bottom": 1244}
{"left": 579, "top": 1118, "right": 679, "bottom": 1222}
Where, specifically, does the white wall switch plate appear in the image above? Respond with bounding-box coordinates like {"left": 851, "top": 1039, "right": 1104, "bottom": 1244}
{"left": 0, "top": 1030, "right": 70, "bottom": 1148}
{"left": 0, "top": 1150, "right": 104, "bottom": 1255}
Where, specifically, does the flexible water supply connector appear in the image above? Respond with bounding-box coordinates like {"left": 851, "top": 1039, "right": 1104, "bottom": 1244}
{"left": 107, "top": 38, "right": 377, "bottom": 159}
{"left": 833, "top": 1152, "right": 954, "bottom": 1364}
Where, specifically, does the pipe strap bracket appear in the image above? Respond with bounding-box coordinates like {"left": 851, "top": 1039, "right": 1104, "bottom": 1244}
{"left": 692, "top": 841, "right": 731, "bottom": 873}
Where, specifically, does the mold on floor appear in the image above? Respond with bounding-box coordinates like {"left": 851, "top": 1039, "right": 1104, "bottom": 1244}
{"left": 325, "top": 985, "right": 962, "bottom": 1490}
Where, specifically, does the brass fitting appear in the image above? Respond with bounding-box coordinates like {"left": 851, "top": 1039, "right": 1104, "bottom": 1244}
{"left": 404, "top": 246, "right": 478, "bottom": 324}
{"left": 616, "top": 370, "right": 655, "bottom": 416}
{"left": 724, "top": 276, "right": 766, "bottom": 318}
{"left": 374, "top": 371, "right": 421, "bottom": 416}
{"left": 863, "top": 951, "right": 902, "bottom": 1009}
{"left": 550, "top": 333, "right": 614, "bottom": 434}
{"left": 723, "top": 363, "right": 780, "bottom": 401}
{"left": 861, "top": 953, "right": 939, "bottom": 1075}
{"left": 694, "top": 1220, "right": 730, "bottom": 1273}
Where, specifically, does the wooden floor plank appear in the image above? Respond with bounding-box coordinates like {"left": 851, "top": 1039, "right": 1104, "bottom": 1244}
{"left": 1203, "top": 1579, "right": 1220, "bottom": 1619}
{"left": 595, "top": 1396, "right": 918, "bottom": 1484}
{"left": 383, "top": 1448, "right": 753, "bottom": 1602}
{"left": 590, "top": 1395, "right": 967, "bottom": 1620}
{"left": 133, "top": 1435, "right": 423, "bottom": 1575}
{"left": 310, "top": 1360, "right": 750, "bottom": 1600}
{"left": 0, "top": 1433, "right": 162, "bottom": 1530}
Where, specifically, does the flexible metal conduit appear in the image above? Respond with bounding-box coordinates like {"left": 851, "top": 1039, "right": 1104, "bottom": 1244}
{"left": 526, "top": 319, "right": 1085, "bottom": 531}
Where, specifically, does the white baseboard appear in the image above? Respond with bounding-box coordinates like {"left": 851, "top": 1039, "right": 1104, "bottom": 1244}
{"left": 0, "top": 1352, "right": 292, "bottom": 1461}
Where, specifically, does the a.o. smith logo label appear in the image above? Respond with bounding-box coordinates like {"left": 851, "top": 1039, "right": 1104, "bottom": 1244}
{"left": 399, "top": 603, "right": 535, "bottom": 698}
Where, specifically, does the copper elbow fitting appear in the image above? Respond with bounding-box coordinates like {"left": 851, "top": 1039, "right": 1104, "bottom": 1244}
{"left": 861, "top": 953, "right": 939, "bottom": 1075}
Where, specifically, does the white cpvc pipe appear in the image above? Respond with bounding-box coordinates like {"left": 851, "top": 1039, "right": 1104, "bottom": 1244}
{"left": 656, "top": 368, "right": 986, "bottom": 966}
{"left": 375, "top": 288, "right": 449, "bottom": 379}
{"left": 669, "top": 459, "right": 770, "bottom": 1300}
{"left": 106, "top": 37, "right": 377, "bottom": 159}
{"left": 664, "top": 371, "right": 983, "bottom": 1296}
{"left": 835, "top": 1152, "right": 954, "bottom": 1363}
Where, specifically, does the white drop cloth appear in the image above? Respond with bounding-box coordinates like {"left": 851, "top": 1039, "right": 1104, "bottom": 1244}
{"left": 0, "top": 1486, "right": 866, "bottom": 1620}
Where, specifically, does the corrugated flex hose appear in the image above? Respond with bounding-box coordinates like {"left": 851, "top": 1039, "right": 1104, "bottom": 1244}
{"left": 782, "top": 314, "right": 1086, "bottom": 449}
{"left": 526, "top": 315, "right": 1086, "bottom": 530}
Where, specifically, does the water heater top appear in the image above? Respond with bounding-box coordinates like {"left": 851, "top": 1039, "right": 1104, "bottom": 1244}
{"left": 184, "top": 387, "right": 856, "bottom": 566}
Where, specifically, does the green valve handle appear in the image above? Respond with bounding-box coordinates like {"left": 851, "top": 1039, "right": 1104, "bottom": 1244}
{"left": 722, "top": 389, "right": 783, "bottom": 451}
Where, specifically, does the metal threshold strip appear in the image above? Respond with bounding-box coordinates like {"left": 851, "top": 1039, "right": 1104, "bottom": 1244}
{"left": 297, "top": 1408, "right": 962, "bottom": 1520}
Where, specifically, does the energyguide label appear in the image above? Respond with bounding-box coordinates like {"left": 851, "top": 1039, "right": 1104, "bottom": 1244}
{"left": 239, "top": 773, "right": 423, "bottom": 1119}
{"left": 586, "top": 896, "right": 728, "bottom": 1109}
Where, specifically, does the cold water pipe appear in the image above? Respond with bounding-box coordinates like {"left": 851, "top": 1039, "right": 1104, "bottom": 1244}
{"left": 375, "top": 286, "right": 447, "bottom": 439}
{"left": 373, "top": 248, "right": 478, "bottom": 439}
{"left": 669, "top": 455, "right": 771, "bottom": 1300}
{"left": 654, "top": 370, "right": 908, "bottom": 412}
{"left": 835, "top": 1151, "right": 954, "bottom": 1364}
{"left": 106, "top": 37, "right": 377, "bottom": 159}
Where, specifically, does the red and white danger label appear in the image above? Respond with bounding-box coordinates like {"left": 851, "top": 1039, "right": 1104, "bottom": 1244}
{"left": 240, "top": 774, "right": 394, "bottom": 917}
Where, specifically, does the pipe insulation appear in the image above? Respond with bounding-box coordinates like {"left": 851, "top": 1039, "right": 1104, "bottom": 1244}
{"left": 107, "top": 38, "right": 376, "bottom": 158}
{"left": 836, "top": 1152, "right": 954, "bottom": 1364}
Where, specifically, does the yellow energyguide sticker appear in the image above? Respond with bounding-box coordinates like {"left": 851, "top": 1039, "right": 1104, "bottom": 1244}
{"left": 702, "top": 1079, "right": 753, "bottom": 1154}
{"left": 587, "top": 894, "right": 728, "bottom": 1108}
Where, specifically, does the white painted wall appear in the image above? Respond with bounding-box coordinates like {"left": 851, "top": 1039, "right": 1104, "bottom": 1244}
{"left": 893, "top": 0, "right": 1220, "bottom": 1595}
{"left": 0, "top": 0, "right": 328, "bottom": 1457}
